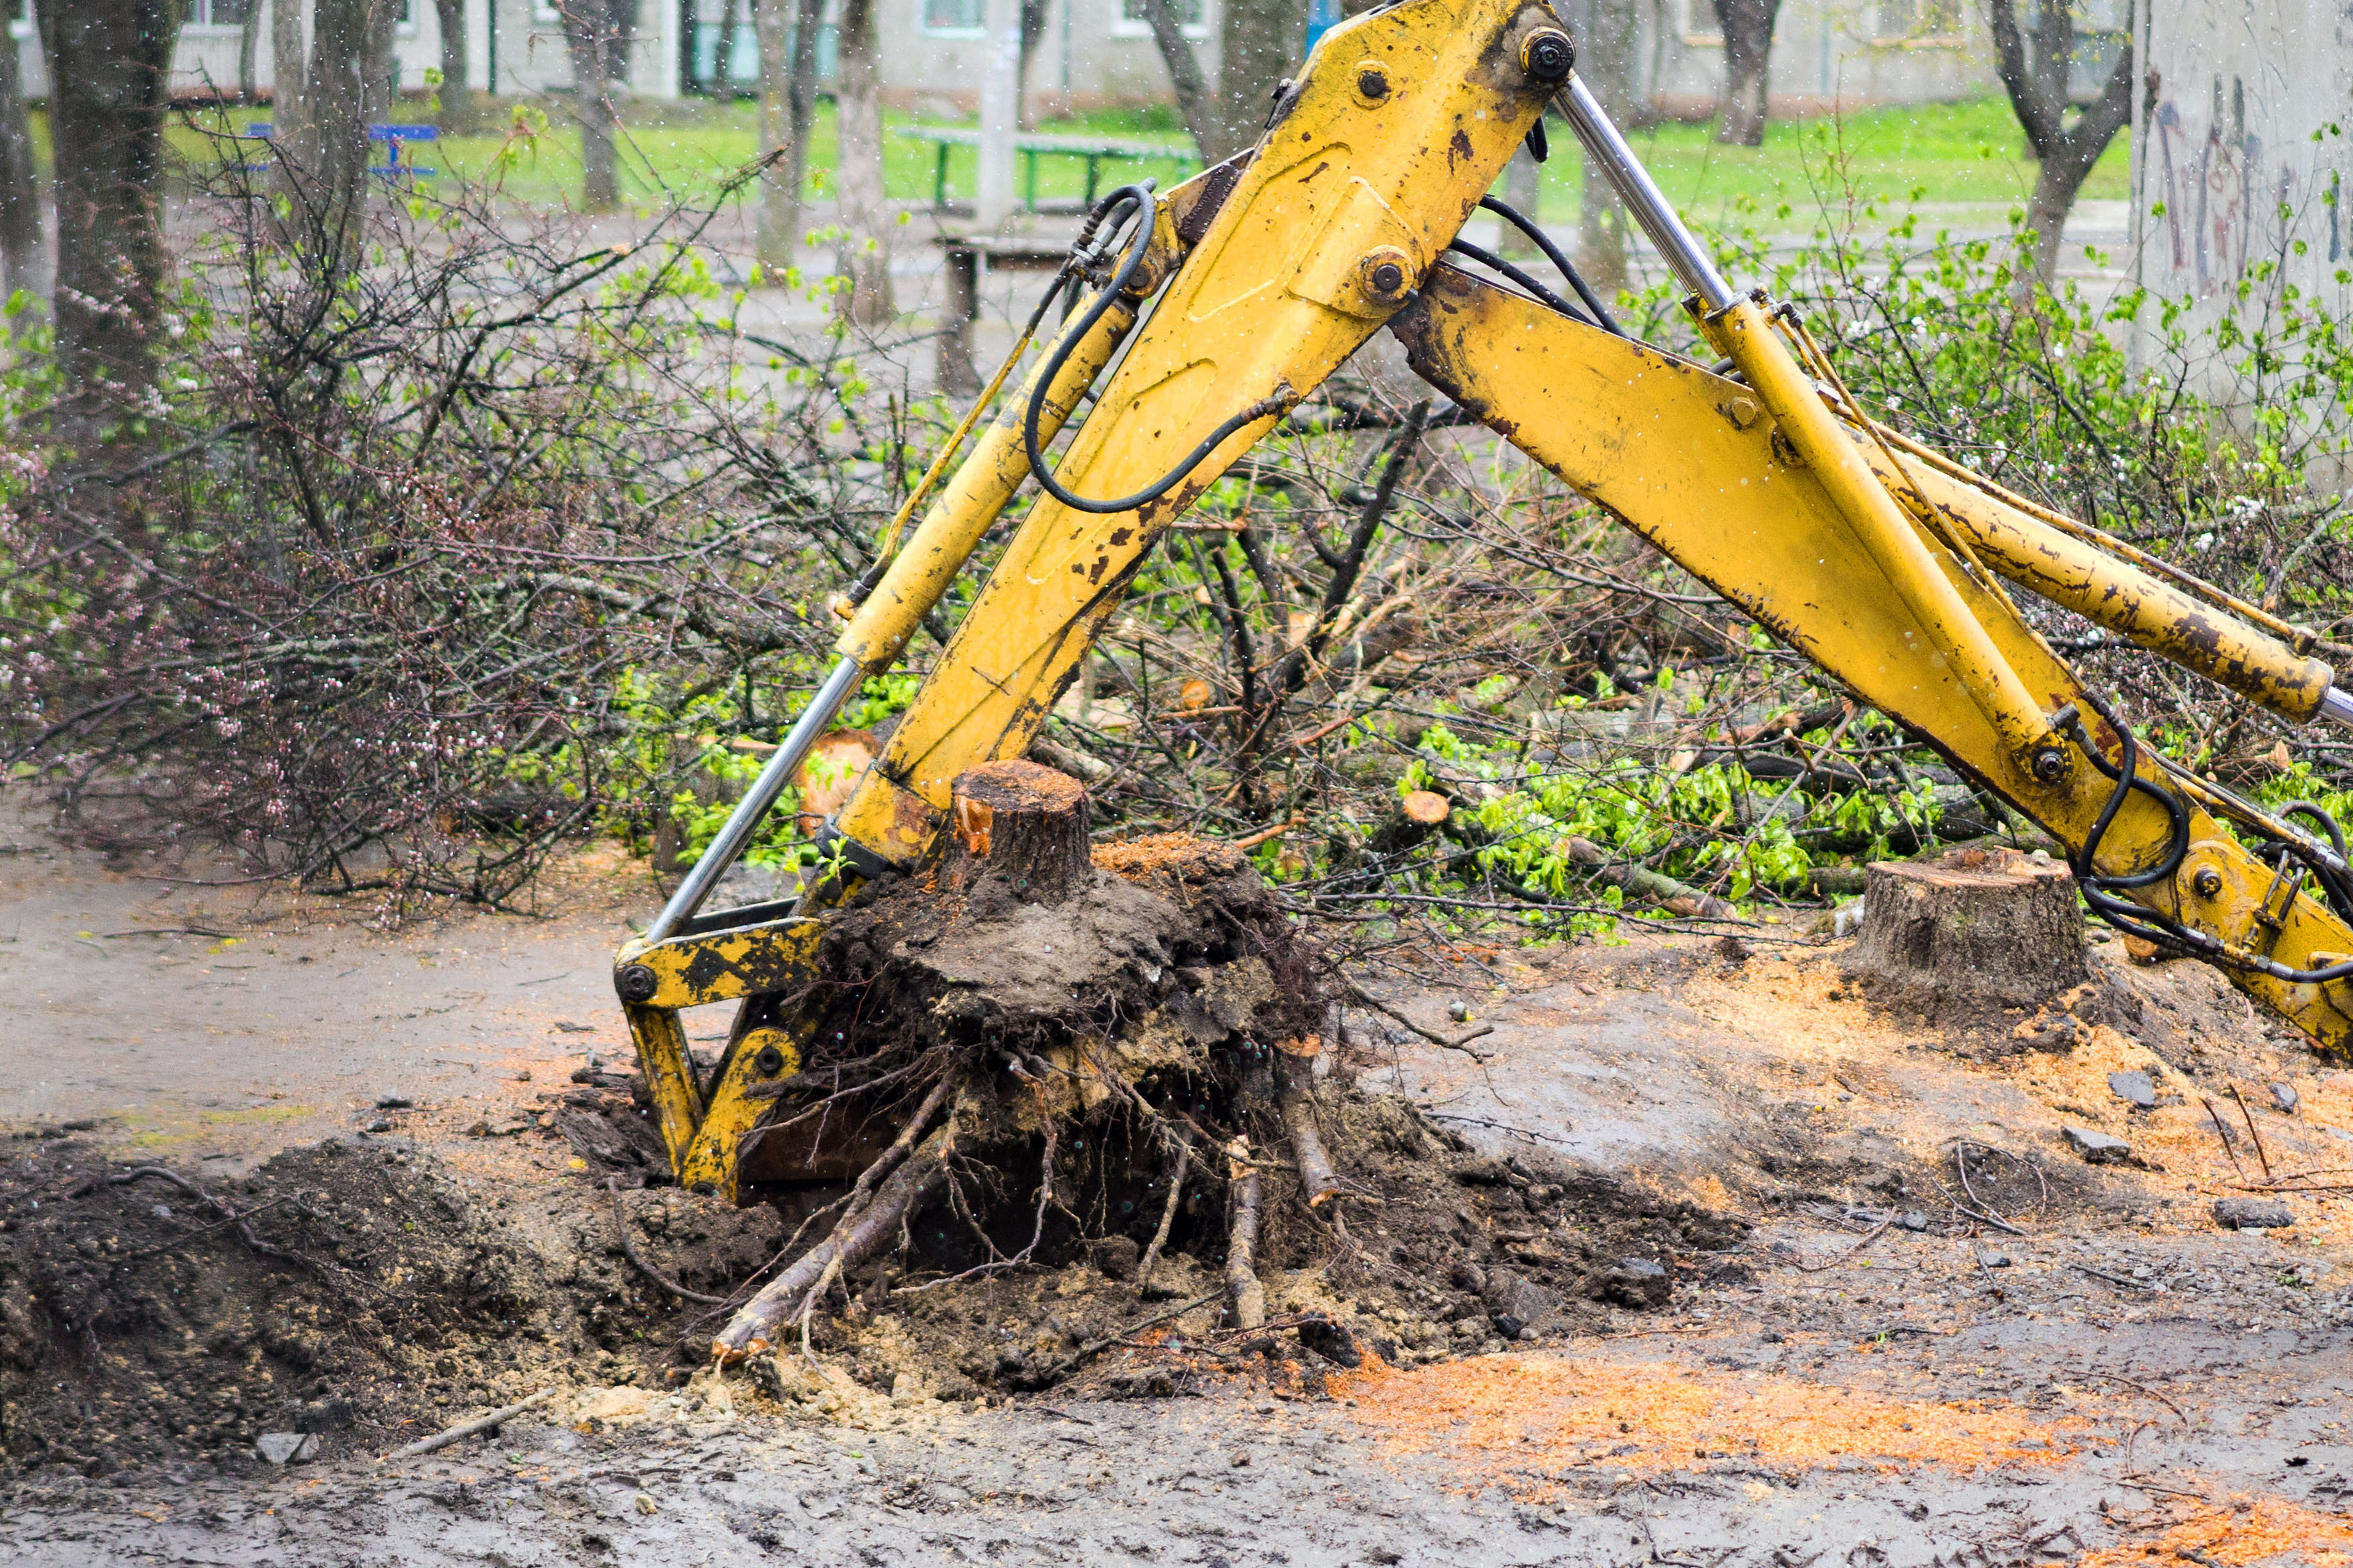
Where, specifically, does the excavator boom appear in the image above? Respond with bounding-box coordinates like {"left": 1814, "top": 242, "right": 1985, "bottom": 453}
{"left": 617, "top": 0, "right": 2353, "bottom": 1196}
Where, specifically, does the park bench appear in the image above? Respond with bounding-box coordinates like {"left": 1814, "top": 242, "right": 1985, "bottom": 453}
{"left": 241, "top": 122, "right": 440, "bottom": 180}
{"left": 931, "top": 233, "right": 1074, "bottom": 396}
{"left": 895, "top": 127, "right": 1197, "bottom": 215}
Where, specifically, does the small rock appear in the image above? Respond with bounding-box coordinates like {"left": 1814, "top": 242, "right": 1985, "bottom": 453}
{"left": 1451, "top": 1158, "right": 1511, "bottom": 1186}
{"left": 926, "top": 1481, "right": 971, "bottom": 1507}
{"left": 1492, "top": 1313, "right": 1526, "bottom": 1341}
{"left": 254, "top": 1433, "right": 318, "bottom": 1465}
{"left": 364, "top": 1120, "right": 392, "bottom": 1134}
{"left": 1448, "top": 1261, "right": 1487, "bottom": 1295}
{"left": 465, "top": 1121, "right": 494, "bottom": 1138}
{"left": 634, "top": 1493, "right": 658, "bottom": 1516}
{"left": 1295, "top": 1315, "right": 1362, "bottom": 1369}
{"left": 1447, "top": 1001, "right": 1472, "bottom": 1023}
{"left": 2106, "top": 1071, "right": 2157, "bottom": 1109}
{"left": 1978, "top": 1253, "right": 2012, "bottom": 1269}
{"left": 374, "top": 1095, "right": 412, "bottom": 1109}
{"left": 1893, "top": 1210, "right": 1929, "bottom": 1232}
{"left": 1596, "top": 1257, "right": 1672, "bottom": 1310}
{"left": 2064, "top": 1126, "right": 2132, "bottom": 1164}
{"left": 1715, "top": 936, "right": 1751, "bottom": 963}
{"left": 1229, "top": 1450, "right": 1251, "bottom": 1468}
{"left": 2213, "top": 1196, "right": 2295, "bottom": 1230}
{"left": 1484, "top": 1268, "right": 1562, "bottom": 1326}
{"left": 2269, "top": 1082, "right": 2300, "bottom": 1115}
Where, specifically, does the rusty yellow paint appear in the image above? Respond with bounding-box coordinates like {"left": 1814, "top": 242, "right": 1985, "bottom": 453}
{"left": 612, "top": 918, "right": 826, "bottom": 1191}
{"left": 828, "top": 0, "right": 1567, "bottom": 868}
{"left": 1392, "top": 263, "right": 2353, "bottom": 1047}
{"left": 1860, "top": 442, "right": 2334, "bottom": 723}
{"left": 622, "top": 1001, "right": 703, "bottom": 1174}
{"left": 676, "top": 1024, "right": 806, "bottom": 1197}
{"left": 1692, "top": 295, "right": 2061, "bottom": 773}
{"left": 614, "top": 916, "right": 825, "bottom": 1013}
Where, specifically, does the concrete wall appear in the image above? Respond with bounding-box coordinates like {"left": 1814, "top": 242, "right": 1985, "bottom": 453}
{"left": 1638, "top": 0, "right": 1999, "bottom": 119}
{"left": 2131, "top": 0, "right": 2351, "bottom": 313}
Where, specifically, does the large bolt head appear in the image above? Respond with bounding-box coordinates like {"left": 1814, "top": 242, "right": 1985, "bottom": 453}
{"left": 753, "top": 1044, "right": 788, "bottom": 1077}
{"left": 2191, "top": 865, "right": 2224, "bottom": 900}
{"left": 616, "top": 963, "right": 659, "bottom": 1003}
{"left": 1355, "top": 65, "right": 1389, "bottom": 100}
{"left": 1521, "top": 29, "right": 1574, "bottom": 83}
{"left": 2029, "top": 747, "right": 2070, "bottom": 784}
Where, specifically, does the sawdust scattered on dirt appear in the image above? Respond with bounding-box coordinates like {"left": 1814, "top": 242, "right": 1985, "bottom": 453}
{"left": 2075, "top": 1494, "right": 2353, "bottom": 1566}
{"left": 1328, "top": 1349, "right": 2082, "bottom": 1498}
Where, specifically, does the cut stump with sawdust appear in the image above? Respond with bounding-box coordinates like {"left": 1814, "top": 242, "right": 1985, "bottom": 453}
{"left": 1845, "top": 845, "right": 2087, "bottom": 1024}
{"left": 710, "top": 766, "right": 1342, "bottom": 1362}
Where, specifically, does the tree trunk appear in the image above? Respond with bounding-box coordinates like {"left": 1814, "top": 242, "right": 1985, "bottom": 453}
{"left": 237, "top": 0, "right": 264, "bottom": 103}
{"left": 1138, "top": 0, "right": 1221, "bottom": 164}
{"left": 1566, "top": 0, "right": 1637, "bottom": 291}
{"left": 303, "top": 0, "right": 400, "bottom": 263}
{"left": 38, "top": 0, "right": 178, "bottom": 436}
{"left": 710, "top": 0, "right": 737, "bottom": 98}
{"left": 435, "top": 0, "right": 471, "bottom": 132}
{"left": 1710, "top": 0, "right": 1778, "bottom": 147}
{"left": 944, "top": 761, "right": 1091, "bottom": 905}
{"left": 1213, "top": 0, "right": 1308, "bottom": 162}
{"left": 1987, "top": 0, "right": 2134, "bottom": 282}
{"left": 273, "top": 0, "right": 309, "bottom": 150}
{"left": 1016, "top": 0, "right": 1049, "bottom": 129}
{"left": 0, "top": 11, "right": 46, "bottom": 307}
{"left": 832, "top": 0, "right": 894, "bottom": 326}
{"left": 560, "top": 0, "right": 624, "bottom": 211}
{"left": 755, "top": 0, "right": 818, "bottom": 268}
{"left": 1844, "top": 847, "right": 2088, "bottom": 1023}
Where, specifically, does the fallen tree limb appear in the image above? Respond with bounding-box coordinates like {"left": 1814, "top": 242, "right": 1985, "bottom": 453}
{"left": 1224, "top": 1138, "right": 1267, "bottom": 1331}
{"left": 1278, "top": 1059, "right": 1343, "bottom": 1209}
{"left": 713, "top": 1125, "right": 955, "bottom": 1361}
{"left": 379, "top": 1388, "right": 555, "bottom": 1461}
{"left": 1040, "top": 1291, "right": 1223, "bottom": 1383}
{"left": 1560, "top": 836, "right": 1739, "bottom": 921}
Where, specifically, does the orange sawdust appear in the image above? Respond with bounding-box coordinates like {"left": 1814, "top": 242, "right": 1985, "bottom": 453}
{"left": 2076, "top": 1495, "right": 2353, "bottom": 1567}
{"left": 1092, "top": 832, "right": 1219, "bottom": 877}
{"left": 1329, "top": 1353, "right": 2080, "bottom": 1499}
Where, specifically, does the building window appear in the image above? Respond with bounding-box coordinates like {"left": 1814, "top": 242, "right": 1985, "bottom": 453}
{"left": 1112, "top": 0, "right": 1208, "bottom": 37}
{"left": 182, "top": 0, "right": 257, "bottom": 25}
{"left": 922, "top": 0, "right": 985, "bottom": 33}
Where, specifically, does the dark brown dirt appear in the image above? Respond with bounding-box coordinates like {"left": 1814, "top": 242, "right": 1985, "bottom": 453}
{"left": 0, "top": 1132, "right": 792, "bottom": 1476}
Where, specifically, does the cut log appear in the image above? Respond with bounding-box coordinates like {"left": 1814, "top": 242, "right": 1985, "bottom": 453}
{"left": 1844, "top": 846, "right": 2087, "bottom": 1023}
{"left": 943, "top": 759, "right": 1091, "bottom": 905}
{"left": 1223, "top": 1138, "right": 1267, "bottom": 1331}
{"left": 1368, "top": 789, "right": 1451, "bottom": 856}
{"left": 1277, "top": 1055, "right": 1343, "bottom": 1208}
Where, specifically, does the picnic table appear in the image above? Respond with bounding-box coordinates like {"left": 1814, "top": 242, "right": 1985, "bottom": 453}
{"left": 895, "top": 127, "right": 1198, "bottom": 214}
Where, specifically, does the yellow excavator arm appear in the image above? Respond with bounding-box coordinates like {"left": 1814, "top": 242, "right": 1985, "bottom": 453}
{"left": 616, "top": 0, "right": 2353, "bottom": 1196}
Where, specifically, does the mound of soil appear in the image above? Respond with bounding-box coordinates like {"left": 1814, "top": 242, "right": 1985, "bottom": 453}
{"left": 0, "top": 1134, "right": 782, "bottom": 1476}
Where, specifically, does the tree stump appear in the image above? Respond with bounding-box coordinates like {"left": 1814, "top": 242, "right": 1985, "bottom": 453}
{"left": 944, "top": 759, "right": 1091, "bottom": 904}
{"left": 1844, "top": 846, "right": 2088, "bottom": 1022}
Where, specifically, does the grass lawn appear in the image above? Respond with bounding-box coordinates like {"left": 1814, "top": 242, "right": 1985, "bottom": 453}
{"left": 160, "top": 93, "right": 2124, "bottom": 235}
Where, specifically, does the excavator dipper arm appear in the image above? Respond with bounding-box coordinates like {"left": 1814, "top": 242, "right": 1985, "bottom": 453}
{"left": 615, "top": 0, "right": 2353, "bottom": 1196}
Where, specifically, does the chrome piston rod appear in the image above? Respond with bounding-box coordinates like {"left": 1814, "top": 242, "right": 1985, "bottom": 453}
{"left": 642, "top": 654, "right": 866, "bottom": 945}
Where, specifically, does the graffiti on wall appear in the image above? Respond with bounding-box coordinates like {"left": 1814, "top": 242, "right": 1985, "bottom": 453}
{"left": 2144, "top": 68, "right": 2343, "bottom": 299}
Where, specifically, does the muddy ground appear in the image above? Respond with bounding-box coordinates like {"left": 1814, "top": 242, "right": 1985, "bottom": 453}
{"left": 3, "top": 799, "right": 2351, "bottom": 1564}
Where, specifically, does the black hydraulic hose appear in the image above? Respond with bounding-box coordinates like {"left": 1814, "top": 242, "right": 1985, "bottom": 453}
{"left": 1023, "top": 184, "right": 1295, "bottom": 516}
{"left": 1476, "top": 195, "right": 1624, "bottom": 336}
{"left": 2060, "top": 704, "right": 2353, "bottom": 983}
{"left": 1442, "top": 236, "right": 1589, "bottom": 325}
